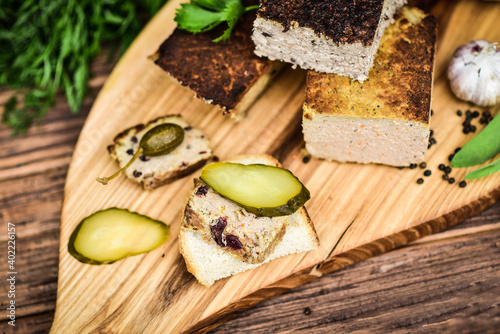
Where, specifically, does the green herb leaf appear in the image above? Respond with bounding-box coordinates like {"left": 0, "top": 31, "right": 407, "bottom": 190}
{"left": 175, "top": 3, "right": 227, "bottom": 33}
{"left": 451, "top": 114, "right": 500, "bottom": 167}
{"left": 464, "top": 157, "right": 500, "bottom": 179}
{"left": 174, "top": 0, "right": 258, "bottom": 42}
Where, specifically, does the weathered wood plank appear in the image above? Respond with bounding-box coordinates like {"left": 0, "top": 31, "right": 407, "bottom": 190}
{"left": 0, "top": 232, "right": 59, "bottom": 318}
{"left": 211, "top": 219, "right": 500, "bottom": 333}
{"left": 1, "top": 203, "right": 498, "bottom": 333}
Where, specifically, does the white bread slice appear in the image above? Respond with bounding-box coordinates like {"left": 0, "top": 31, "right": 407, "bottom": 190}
{"left": 178, "top": 154, "right": 319, "bottom": 287}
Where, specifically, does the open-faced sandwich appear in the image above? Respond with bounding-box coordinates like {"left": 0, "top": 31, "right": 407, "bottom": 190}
{"left": 179, "top": 154, "right": 319, "bottom": 287}
{"left": 101, "top": 114, "right": 212, "bottom": 190}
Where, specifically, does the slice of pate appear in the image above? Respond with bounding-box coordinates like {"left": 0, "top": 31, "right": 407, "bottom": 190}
{"left": 183, "top": 179, "right": 289, "bottom": 264}
{"left": 252, "top": 0, "right": 407, "bottom": 82}
{"left": 302, "top": 7, "right": 437, "bottom": 167}
{"left": 154, "top": 7, "right": 282, "bottom": 121}
{"left": 107, "top": 115, "right": 212, "bottom": 190}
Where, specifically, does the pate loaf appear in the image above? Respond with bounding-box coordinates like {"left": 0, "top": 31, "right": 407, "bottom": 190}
{"left": 302, "top": 7, "right": 437, "bottom": 167}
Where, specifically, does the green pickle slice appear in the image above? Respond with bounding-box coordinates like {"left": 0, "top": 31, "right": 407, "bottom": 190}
{"left": 68, "top": 208, "right": 169, "bottom": 265}
{"left": 200, "top": 162, "right": 310, "bottom": 217}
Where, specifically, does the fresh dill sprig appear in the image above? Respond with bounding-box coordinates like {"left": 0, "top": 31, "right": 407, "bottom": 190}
{"left": 0, "top": 0, "right": 167, "bottom": 135}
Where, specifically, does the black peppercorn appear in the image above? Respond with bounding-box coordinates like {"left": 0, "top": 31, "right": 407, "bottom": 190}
{"left": 417, "top": 178, "right": 424, "bottom": 184}
{"left": 442, "top": 174, "right": 449, "bottom": 181}
{"left": 133, "top": 170, "right": 142, "bottom": 178}
{"left": 430, "top": 129, "right": 434, "bottom": 137}
{"left": 456, "top": 110, "right": 463, "bottom": 116}
{"left": 448, "top": 177, "right": 455, "bottom": 184}
{"left": 126, "top": 149, "right": 134, "bottom": 156}
{"left": 444, "top": 166, "right": 452, "bottom": 174}
{"left": 471, "top": 111, "right": 480, "bottom": 118}
{"left": 438, "top": 164, "right": 445, "bottom": 171}
{"left": 454, "top": 147, "right": 461, "bottom": 153}
{"left": 409, "top": 163, "right": 417, "bottom": 169}
{"left": 303, "top": 156, "right": 311, "bottom": 163}
{"left": 459, "top": 181, "right": 467, "bottom": 188}
{"left": 448, "top": 154, "right": 455, "bottom": 162}
{"left": 131, "top": 136, "right": 138, "bottom": 143}
{"left": 419, "top": 162, "right": 427, "bottom": 169}
{"left": 424, "top": 170, "right": 431, "bottom": 176}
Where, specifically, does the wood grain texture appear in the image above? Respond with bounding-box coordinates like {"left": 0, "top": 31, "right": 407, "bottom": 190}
{"left": 1, "top": 0, "right": 499, "bottom": 333}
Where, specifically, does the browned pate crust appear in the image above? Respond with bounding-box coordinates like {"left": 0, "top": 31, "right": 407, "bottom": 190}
{"left": 154, "top": 10, "right": 273, "bottom": 111}
{"left": 257, "top": 0, "right": 385, "bottom": 46}
{"left": 304, "top": 7, "right": 437, "bottom": 124}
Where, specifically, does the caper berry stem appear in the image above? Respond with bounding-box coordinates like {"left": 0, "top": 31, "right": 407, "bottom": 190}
{"left": 97, "top": 148, "right": 143, "bottom": 185}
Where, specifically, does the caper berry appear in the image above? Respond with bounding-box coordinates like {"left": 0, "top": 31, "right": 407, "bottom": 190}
{"left": 140, "top": 123, "right": 184, "bottom": 156}
{"left": 97, "top": 123, "right": 184, "bottom": 185}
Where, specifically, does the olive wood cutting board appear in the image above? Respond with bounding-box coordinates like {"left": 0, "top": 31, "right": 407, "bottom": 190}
{"left": 51, "top": 1, "right": 500, "bottom": 333}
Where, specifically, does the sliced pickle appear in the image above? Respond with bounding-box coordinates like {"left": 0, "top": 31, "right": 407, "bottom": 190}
{"left": 68, "top": 208, "right": 169, "bottom": 265}
{"left": 200, "top": 162, "right": 310, "bottom": 217}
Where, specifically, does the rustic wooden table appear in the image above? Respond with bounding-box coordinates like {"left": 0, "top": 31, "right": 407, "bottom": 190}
{"left": 1, "top": 1, "right": 500, "bottom": 333}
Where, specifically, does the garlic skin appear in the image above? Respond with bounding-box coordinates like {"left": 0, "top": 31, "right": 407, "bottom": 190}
{"left": 447, "top": 40, "right": 500, "bottom": 107}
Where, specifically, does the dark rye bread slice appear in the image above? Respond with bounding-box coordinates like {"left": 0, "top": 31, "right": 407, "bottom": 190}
{"left": 107, "top": 115, "right": 212, "bottom": 190}
{"left": 154, "top": 6, "right": 282, "bottom": 121}
{"left": 302, "top": 7, "right": 437, "bottom": 167}
{"left": 252, "top": 0, "right": 407, "bottom": 81}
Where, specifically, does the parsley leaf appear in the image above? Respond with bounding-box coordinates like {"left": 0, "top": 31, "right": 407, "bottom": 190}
{"left": 174, "top": 0, "right": 259, "bottom": 42}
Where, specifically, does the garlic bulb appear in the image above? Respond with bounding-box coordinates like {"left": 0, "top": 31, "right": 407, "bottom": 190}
{"left": 447, "top": 40, "right": 500, "bottom": 107}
